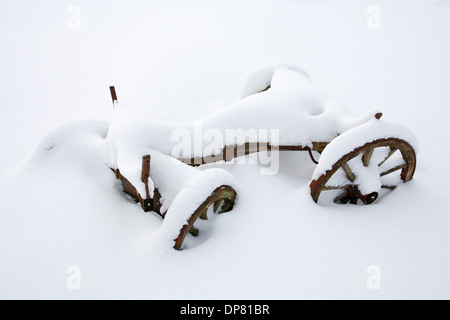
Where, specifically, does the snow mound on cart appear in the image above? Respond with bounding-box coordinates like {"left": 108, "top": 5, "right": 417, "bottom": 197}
{"left": 105, "top": 64, "right": 383, "bottom": 193}
{"left": 240, "top": 63, "right": 311, "bottom": 99}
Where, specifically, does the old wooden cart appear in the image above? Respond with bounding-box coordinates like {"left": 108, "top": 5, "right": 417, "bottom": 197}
{"left": 107, "top": 64, "right": 417, "bottom": 249}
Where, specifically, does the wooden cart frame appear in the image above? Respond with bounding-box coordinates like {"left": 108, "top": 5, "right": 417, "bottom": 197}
{"left": 109, "top": 86, "right": 416, "bottom": 250}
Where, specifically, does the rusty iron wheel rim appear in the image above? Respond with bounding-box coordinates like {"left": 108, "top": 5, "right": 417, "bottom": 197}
{"left": 310, "top": 138, "right": 416, "bottom": 205}
{"left": 173, "top": 185, "right": 237, "bottom": 250}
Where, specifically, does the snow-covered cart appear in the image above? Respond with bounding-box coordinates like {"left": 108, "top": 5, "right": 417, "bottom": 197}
{"left": 106, "top": 63, "right": 417, "bottom": 250}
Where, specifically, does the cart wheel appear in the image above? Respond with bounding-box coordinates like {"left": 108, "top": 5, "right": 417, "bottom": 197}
{"left": 173, "top": 185, "right": 237, "bottom": 250}
{"left": 310, "top": 138, "right": 416, "bottom": 205}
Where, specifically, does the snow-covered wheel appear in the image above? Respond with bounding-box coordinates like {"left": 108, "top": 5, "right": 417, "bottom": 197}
{"left": 309, "top": 120, "right": 417, "bottom": 205}
{"left": 173, "top": 185, "right": 236, "bottom": 250}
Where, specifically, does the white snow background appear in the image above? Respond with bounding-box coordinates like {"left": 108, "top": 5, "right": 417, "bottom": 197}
{"left": 1, "top": 0, "right": 449, "bottom": 299}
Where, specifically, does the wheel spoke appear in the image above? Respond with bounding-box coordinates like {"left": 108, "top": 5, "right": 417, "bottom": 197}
{"left": 341, "top": 162, "right": 356, "bottom": 182}
{"left": 362, "top": 149, "right": 374, "bottom": 167}
{"left": 220, "top": 200, "right": 234, "bottom": 213}
{"left": 213, "top": 199, "right": 223, "bottom": 213}
{"left": 189, "top": 226, "right": 199, "bottom": 236}
{"left": 333, "top": 192, "right": 349, "bottom": 203}
{"left": 380, "top": 164, "right": 407, "bottom": 177}
{"left": 199, "top": 207, "right": 208, "bottom": 220}
{"left": 378, "top": 147, "right": 398, "bottom": 167}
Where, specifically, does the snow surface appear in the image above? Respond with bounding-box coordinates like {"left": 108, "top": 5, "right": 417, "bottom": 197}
{"left": 1, "top": 0, "right": 450, "bottom": 299}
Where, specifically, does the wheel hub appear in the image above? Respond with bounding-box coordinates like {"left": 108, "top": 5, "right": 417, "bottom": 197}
{"left": 338, "top": 186, "right": 378, "bottom": 205}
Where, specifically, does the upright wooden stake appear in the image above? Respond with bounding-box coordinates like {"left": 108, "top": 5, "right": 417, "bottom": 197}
{"left": 141, "top": 154, "right": 151, "bottom": 199}
{"left": 109, "top": 86, "right": 118, "bottom": 108}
